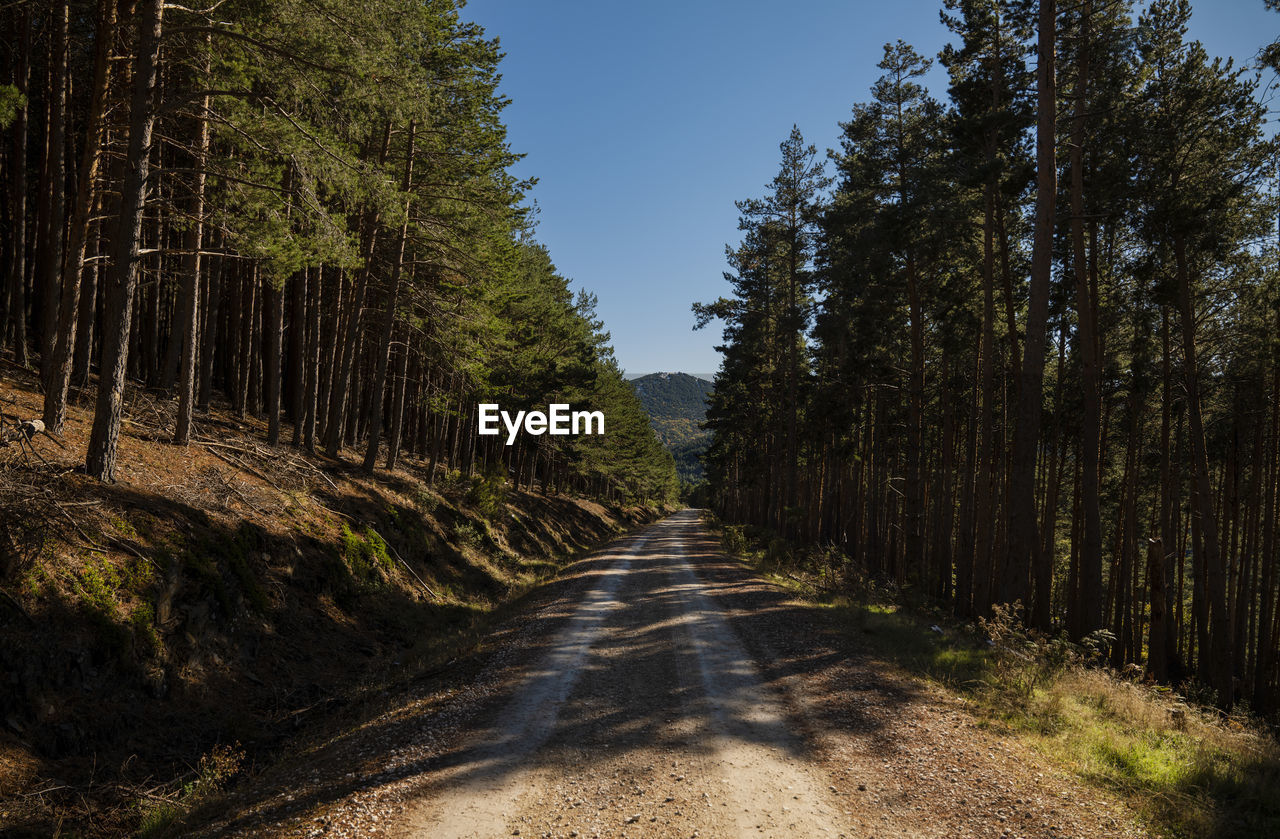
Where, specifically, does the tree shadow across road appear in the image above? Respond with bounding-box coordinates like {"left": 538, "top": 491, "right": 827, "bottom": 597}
{"left": 193, "top": 511, "right": 924, "bottom": 837}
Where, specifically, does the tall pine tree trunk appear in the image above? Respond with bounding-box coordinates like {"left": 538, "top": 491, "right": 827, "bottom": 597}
{"left": 265, "top": 276, "right": 285, "bottom": 445}
{"left": 197, "top": 247, "right": 222, "bottom": 411}
{"left": 174, "top": 38, "right": 212, "bottom": 445}
{"left": 38, "top": 1, "right": 69, "bottom": 385}
{"left": 7, "top": 6, "right": 31, "bottom": 365}
{"left": 386, "top": 325, "right": 413, "bottom": 470}
{"left": 289, "top": 269, "right": 308, "bottom": 446}
{"left": 1070, "top": 7, "right": 1103, "bottom": 639}
{"left": 1004, "top": 0, "right": 1056, "bottom": 612}
{"left": 1253, "top": 349, "right": 1279, "bottom": 711}
{"left": 303, "top": 267, "right": 322, "bottom": 453}
{"left": 86, "top": 0, "right": 165, "bottom": 481}
{"left": 363, "top": 121, "right": 416, "bottom": 472}
{"left": 45, "top": 0, "right": 114, "bottom": 434}
{"left": 974, "top": 182, "right": 998, "bottom": 617}
{"left": 1174, "top": 234, "right": 1234, "bottom": 709}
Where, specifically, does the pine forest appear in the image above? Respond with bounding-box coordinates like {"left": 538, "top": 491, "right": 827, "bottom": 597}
{"left": 0, "top": 0, "right": 676, "bottom": 506}
{"left": 5, "top": 0, "right": 1280, "bottom": 836}
{"left": 699, "top": 0, "right": 1280, "bottom": 716}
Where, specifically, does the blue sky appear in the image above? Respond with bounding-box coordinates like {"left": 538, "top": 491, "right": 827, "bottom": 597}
{"left": 462, "top": 0, "right": 1279, "bottom": 378}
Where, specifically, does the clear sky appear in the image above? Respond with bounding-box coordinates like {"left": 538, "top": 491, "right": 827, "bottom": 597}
{"left": 461, "top": 0, "right": 1279, "bottom": 378}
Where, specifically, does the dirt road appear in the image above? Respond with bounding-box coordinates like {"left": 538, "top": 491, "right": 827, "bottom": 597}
{"left": 392, "top": 511, "right": 1142, "bottom": 839}
{"left": 200, "top": 510, "right": 1143, "bottom": 838}
{"left": 402, "top": 509, "right": 846, "bottom": 838}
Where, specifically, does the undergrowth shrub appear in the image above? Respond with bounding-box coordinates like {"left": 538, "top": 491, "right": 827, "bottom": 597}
{"left": 720, "top": 524, "right": 748, "bottom": 555}
{"left": 978, "top": 601, "right": 1079, "bottom": 704}
{"left": 137, "top": 743, "right": 243, "bottom": 838}
{"left": 452, "top": 521, "right": 482, "bottom": 547}
{"left": 412, "top": 486, "right": 439, "bottom": 514}
{"left": 466, "top": 473, "right": 508, "bottom": 518}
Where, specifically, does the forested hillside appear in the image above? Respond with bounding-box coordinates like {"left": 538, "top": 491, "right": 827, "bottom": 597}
{"left": 630, "top": 372, "right": 712, "bottom": 485}
{"left": 0, "top": 1, "right": 675, "bottom": 832}
{"left": 631, "top": 372, "right": 714, "bottom": 425}
{"left": 0, "top": 0, "right": 675, "bottom": 503}
{"left": 698, "top": 0, "right": 1280, "bottom": 716}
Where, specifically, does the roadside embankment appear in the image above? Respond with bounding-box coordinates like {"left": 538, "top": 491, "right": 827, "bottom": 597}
{"left": 0, "top": 368, "right": 666, "bottom": 837}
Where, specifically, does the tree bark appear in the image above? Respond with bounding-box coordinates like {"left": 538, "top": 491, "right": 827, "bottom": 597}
{"left": 265, "top": 275, "right": 285, "bottom": 445}
{"left": 386, "top": 324, "right": 413, "bottom": 470}
{"left": 303, "top": 267, "right": 322, "bottom": 453}
{"left": 86, "top": 0, "right": 165, "bottom": 481}
{"left": 1003, "top": 0, "right": 1056, "bottom": 613}
{"left": 46, "top": 0, "right": 113, "bottom": 433}
{"left": 7, "top": 6, "right": 32, "bottom": 365}
{"left": 363, "top": 120, "right": 416, "bottom": 472}
{"left": 1069, "top": 4, "right": 1103, "bottom": 639}
{"left": 174, "top": 36, "right": 212, "bottom": 445}
{"left": 38, "top": 0, "right": 70, "bottom": 385}
{"left": 289, "top": 268, "right": 308, "bottom": 446}
{"left": 1174, "top": 234, "right": 1234, "bottom": 709}
{"left": 197, "top": 247, "right": 222, "bottom": 411}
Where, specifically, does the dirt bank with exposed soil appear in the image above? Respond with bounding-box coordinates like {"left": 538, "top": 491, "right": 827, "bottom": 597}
{"left": 0, "top": 368, "right": 663, "bottom": 837}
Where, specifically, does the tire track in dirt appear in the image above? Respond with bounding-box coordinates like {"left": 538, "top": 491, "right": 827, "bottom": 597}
{"left": 400, "top": 510, "right": 851, "bottom": 838}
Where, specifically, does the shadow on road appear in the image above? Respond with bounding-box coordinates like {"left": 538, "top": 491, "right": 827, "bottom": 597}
{"left": 199, "top": 510, "right": 924, "bottom": 836}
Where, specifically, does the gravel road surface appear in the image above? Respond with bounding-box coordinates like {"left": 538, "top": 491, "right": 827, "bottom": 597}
{"left": 402, "top": 509, "right": 846, "bottom": 838}
{"left": 393, "top": 510, "right": 1142, "bottom": 839}
{"left": 199, "top": 510, "right": 1144, "bottom": 839}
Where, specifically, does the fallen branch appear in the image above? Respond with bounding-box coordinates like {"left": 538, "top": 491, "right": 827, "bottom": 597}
{"left": 54, "top": 502, "right": 107, "bottom": 552}
{"left": 365, "top": 525, "right": 441, "bottom": 602}
{"left": 105, "top": 537, "right": 160, "bottom": 570}
{"left": 201, "top": 444, "right": 281, "bottom": 490}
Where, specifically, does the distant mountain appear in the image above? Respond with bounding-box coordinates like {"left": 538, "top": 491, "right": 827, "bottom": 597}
{"left": 630, "top": 373, "right": 713, "bottom": 486}
{"left": 627, "top": 372, "right": 716, "bottom": 383}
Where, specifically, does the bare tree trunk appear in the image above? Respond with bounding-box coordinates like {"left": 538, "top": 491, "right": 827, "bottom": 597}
{"left": 386, "top": 324, "right": 412, "bottom": 470}
{"left": 363, "top": 121, "right": 416, "bottom": 472}
{"left": 974, "top": 182, "right": 998, "bottom": 617}
{"left": 1004, "top": 0, "right": 1056, "bottom": 613}
{"left": 1174, "top": 234, "right": 1234, "bottom": 709}
{"left": 174, "top": 36, "right": 212, "bottom": 445}
{"left": 72, "top": 225, "right": 99, "bottom": 384}
{"left": 931, "top": 359, "right": 956, "bottom": 600}
{"left": 197, "top": 247, "right": 222, "bottom": 411}
{"left": 302, "top": 267, "right": 322, "bottom": 453}
{"left": 1253, "top": 349, "right": 1279, "bottom": 711}
{"left": 955, "top": 350, "right": 980, "bottom": 616}
{"left": 1036, "top": 320, "right": 1067, "bottom": 630}
{"left": 265, "top": 276, "right": 285, "bottom": 445}
{"left": 288, "top": 269, "right": 307, "bottom": 445}
{"left": 236, "top": 266, "right": 257, "bottom": 416}
{"left": 905, "top": 255, "right": 926, "bottom": 585}
{"left": 1069, "top": 9, "right": 1103, "bottom": 639}
{"left": 7, "top": 6, "right": 31, "bottom": 365}
{"left": 86, "top": 0, "right": 165, "bottom": 481}
{"left": 46, "top": 0, "right": 114, "bottom": 432}
{"left": 38, "top": 0, "right": 70, "bottom": 384}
